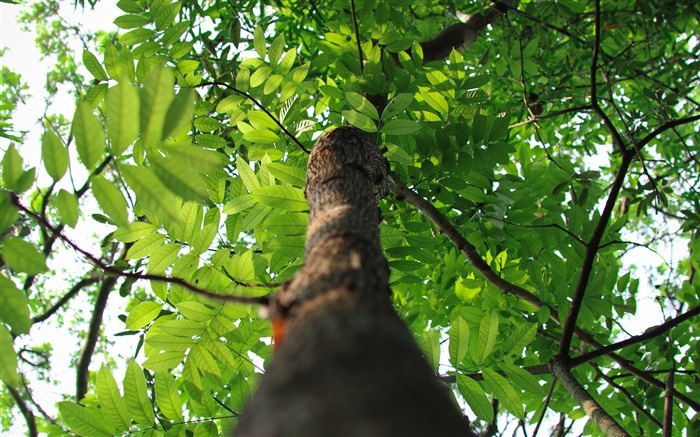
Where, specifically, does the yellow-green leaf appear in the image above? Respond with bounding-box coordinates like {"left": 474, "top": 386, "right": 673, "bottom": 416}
{"left": 72, "top": 101, "right": 105, "bottom": 170}
{"left": 140, "top": 66, "right": 174, "bottom": 149}
{"left": 456, "top": 375, "right": 493, "bottom": 423}
{"left": 123, "top": 360, "right": 155, "bottom": 425}
{"left": 252, "top": 185, "right": 307, "bottom": 211}
{"left": 345, "top": 91, "right": 379, "bottom": 120}
{"left": 91, "top": 175, "right": 129, "bottom": 227}
{"left": 96, "top": 366, "right": 131, "bottom": 431}
{"left": 341, "top": 110, "right": 377, "bottom": 133}
{"left": 448, "top": 316, "right": 470, "bottom": 365}
{"left": 126, "top": 301, "right": 163, "bottom": 330}
{"left": 2, "top": 237, "right": 47, "bottom": 275}
{"left": 58, "top": 401, "right": 114, "bottom": 436}
{"left": 56, "top": 189, "right": 79, "bottom": 228}
{"left": 125, "top": 233, "right": 166, "bottom": 260}
{"left": 0, "top": 325, "right": 19, "bottom": 387}
{"left": 264, "top": 162, "right": 306, "bottom": 187}
{"left": 121, "top": 165, "right": 182, "bottom": 223}
{"left": 42, "top": 130, "right": 68, "bottom": 181}
{"left": 150, "top": 155, "right": 208, "bottom": 201}
{"left": 163, "top": 88, "right": 196, "bottom": 139}
{"left": 477, "top": 311, "right": 499, "bottom": 364}
{"left": 0, "top": 275, "right": 31, "bottom": 334}
{"left": 113, "top": 222, "right": 157, "bottom": 243}
{"left": 105, "top": 80, "right": 140, "bottom": 155}
{"left": 253, "top": 25, "right": 266, "bottom": 59}
{"left": 155, "top": 371, "right": 183, "bottom": 421}
{"left": 83, "top": 50, "right": 108, "bottom": 81}
{"left": 482, "top": 368, "right": 524, "bottom": 419}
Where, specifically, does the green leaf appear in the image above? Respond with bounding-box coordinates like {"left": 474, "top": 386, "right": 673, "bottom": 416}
{"left": 58, "top": 401, "right": 114, "bottom": 437}
{"left": 2, "top": 144, "right": 35, "bottom": 193}
{"left": 126, "top": 301, "right": 163, "bottom": 330}
{"left": 91, "top": 175, "right": 129, "bottom": 227}
{"left": 223, "top": 194, "right": 256, "bottom": 215}
{"left": 264, "top": 162, "right": 306, "bottom": 187}
{"left": 501, "top": 323, "right": 537, "bottom": 357}
{"left": 381, "top": 93, "right": 413, "bottom": 119}
{"left": 448, "top": 317, "right": 470, "bottom": 365}
{"left": 482, "top": 368, "right": 524, "bottom": 419}
{"left": 42, "top": 130, "right": 69, "bottom": 181}
{"left": 114, "top": 14, "right": 149, "bottom": 29}
{"left": 253, "top": 25, "right": 266, "bottom": 59}
{"left": 0, "top": 190, "right": 19, "bottom": 233}
{"left": 121, "top": 165, "right": 182, "bottom": 223}
{"left": 263, "top": 212, "right": 308, "bottom": 236}
{"left": 113, "top": 222, "right": 157, "bottom": 243}
{"left": 140, "top": 66, "right": 174, "bottom": 149}
{"left": 104, "top": 44, "right": 121, "bottom": 79}
{"left": 176, "top": 301, "right": 215, "bottom": 322}
{"left": 0, "top": 276, "right": 31, "bottom": 334}
{"left": 2, "top": 237, "right": 47, "bottom": 275}
{"left": 418, "top": 87, "right": 449, "bottom": 116}
{"left": 341, "top": 110, "right": 377, "bottom": 133}
{"left": 72, "top": 101, "right": 105, "bottom": 170}
{"left": 420, "top": 330, "right": 441, "bottom": 371}
{"left": 150, "top": 155, "right": 208, "bottom": 201}
{"left": 252, "top": 185, "right": 307, "bottom": 211}
{"left": 123, "top": 360, "right": 155, "bottom": 425}
{"left": 0, "top": 325, "right": 19, "bottom": 387}
{"left": 193, "top": 116, "right": 222, "bottom": 133}
{"left": 472, "top": 113, "right": 488, "bottom": 146}
{"left": 126, "top": 233, "right": 166, "bottom": 260}
{"left": 147, "top": 243, "right": 180, "bottom": 274}
{"left": 143, "top": 351, "right": 186, "bottom": 371}
{"left": 499, "top": 363, "right": 546, "bottom": 396}
{"left": 163, "top": 88, "right": 196, "bottom": 139}
{"left": 155, "top": 371, "right": 183, "bottom": 421}
{"left": 162, "top": 142, "right": 225, "bottom": 173}
{"left": 236, "top": 156, "right": 261, "bottom": 191}
{"left": 456, "top": 375, "right": 493, "bottom": 423}
{"left": 345, "top": 92, "right": 379, "bottom": 120}
{"left": 96, "top": 366, "right": 131, "bottom": 431}
{"left": 83, "top": 50, "right": 108, "bottom": 81}
{"left": 250, "top": 66, "right": 272, "bottom": 88}
{"left": 381, "top": 119, "right": 421, "bottom": 136}
{"left": 477, "top": 311, "right": 499, "bottom": 364}
{"left": 105, "top": 80, "right": 140, "bottom": 155}
{"left": 192, "top": 208, "right": 219, "bottom": 255}
{"left": 56, "top": 189, "right": 79, "bottom": 228}
{"left": 119, "top": 28, "right": 155, "bottom": 46}
{"left": 243, "top": 128, "right": 280, "bottom": 144}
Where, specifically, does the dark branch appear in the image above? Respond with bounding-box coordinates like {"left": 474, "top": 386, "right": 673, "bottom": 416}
{"left": 32, "top": 277, "right": 101, "bottom": 324}
{"left": 571, "top": 304, "right": 700, "bottom": 366}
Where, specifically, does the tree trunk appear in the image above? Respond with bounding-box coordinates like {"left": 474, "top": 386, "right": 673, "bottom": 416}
{"left": 234, "top": 126, "right": 474, "bottom": 436}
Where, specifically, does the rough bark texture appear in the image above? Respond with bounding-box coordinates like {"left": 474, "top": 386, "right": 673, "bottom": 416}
{"left": 234, "top": 126, "right": 473, "bottom": 436}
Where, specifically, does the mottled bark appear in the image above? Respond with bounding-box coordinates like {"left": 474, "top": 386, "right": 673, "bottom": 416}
{"left": 234, "top": 126, "right": 473, "bottom": 436}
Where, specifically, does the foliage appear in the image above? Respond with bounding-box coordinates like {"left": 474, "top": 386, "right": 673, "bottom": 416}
{"left": 1, "top": 0, "right": 699, "bottom": 435}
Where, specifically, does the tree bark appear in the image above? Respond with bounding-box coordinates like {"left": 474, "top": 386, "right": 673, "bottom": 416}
{"left": 234, "top": 126, "right": 474, "bottom": 436}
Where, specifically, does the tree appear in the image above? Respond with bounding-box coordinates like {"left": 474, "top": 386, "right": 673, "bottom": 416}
{"left": 1, "top": 0, "right": 698, "bottom": 436}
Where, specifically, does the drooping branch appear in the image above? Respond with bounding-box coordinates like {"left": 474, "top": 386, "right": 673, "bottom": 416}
{"left": 550, "top": 357, "right": 630, "bottom": 437}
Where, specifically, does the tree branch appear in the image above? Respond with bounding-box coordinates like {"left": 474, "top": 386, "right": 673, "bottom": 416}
{"left": 7, "top": 383, "right": 38, "bottom": 437}
{"left": 571, "top": 304, "right": 700, "bottom": 366}
{"left": 32, "top": 276, "right": 101, "bottom": 324}
{"left": 550, "top": 357, "right": 630, "bottom": 437}
{"left": 76, "top": 275, "right": 117, "bottom": 401}
{"left": 663, "top": 369, "right": 675, "bottom": 436}
{"left": 558, "top": 150, "right": 634, "bottom": 356}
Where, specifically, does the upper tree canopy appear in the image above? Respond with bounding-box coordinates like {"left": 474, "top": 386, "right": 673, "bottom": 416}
{"left": 0, "top": 0, "right": 698, "bottom": 435}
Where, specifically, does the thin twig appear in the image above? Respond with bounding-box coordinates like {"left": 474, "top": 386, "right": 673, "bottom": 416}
{"left": 200, "top": 81, "right": 310, "bottom": 154}
{"left": 350, "top": 0, "right": 364, "bottom": 75}
{"left": 531, "top": 377, "right": 557, "bottom": 437}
